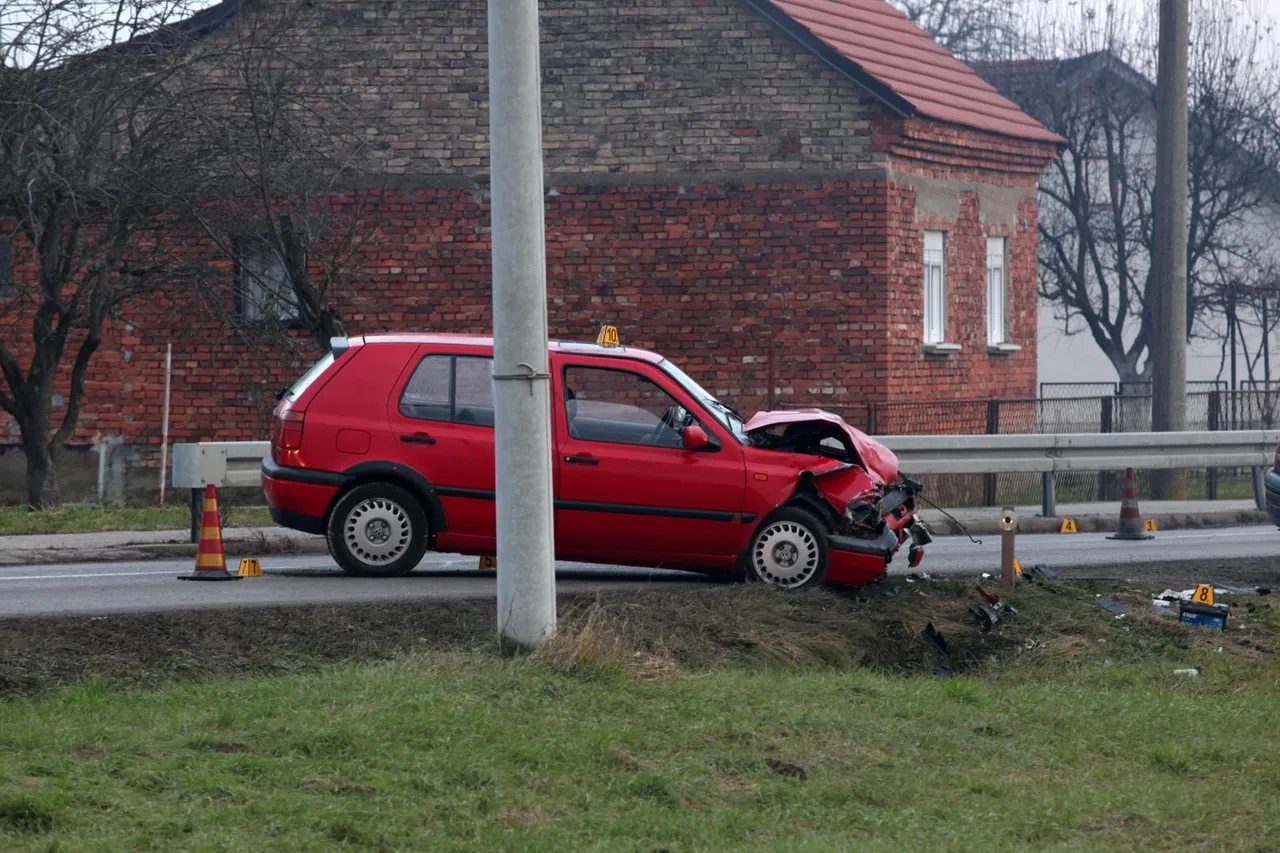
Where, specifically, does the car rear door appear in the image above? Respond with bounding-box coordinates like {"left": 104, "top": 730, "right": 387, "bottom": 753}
{"left": 553, "top": 356, "right": 747, "bottom": 566}
{"left": 386, "top": 345, "right": 496, "bottom": 552}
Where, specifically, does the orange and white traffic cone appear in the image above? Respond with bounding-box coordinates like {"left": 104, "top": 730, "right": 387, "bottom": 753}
{"left": 178, "top": 484, "right": 243, "bottom": 581}
{"left": 1107, "top": 467, "right": 1154, "bottom": 541}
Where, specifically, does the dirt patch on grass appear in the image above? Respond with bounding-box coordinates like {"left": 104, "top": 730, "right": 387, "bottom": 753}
{"left": 0, "top": 578, "right": 1274, "bottom": 699}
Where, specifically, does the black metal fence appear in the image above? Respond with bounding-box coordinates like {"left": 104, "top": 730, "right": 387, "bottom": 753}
{"left": 780, "top": 389, "right": 1280, "bottom": 508}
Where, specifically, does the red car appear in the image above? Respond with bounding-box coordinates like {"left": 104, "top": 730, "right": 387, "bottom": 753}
{"left": 261, "top": 332, "right": 932, "bottom": 589}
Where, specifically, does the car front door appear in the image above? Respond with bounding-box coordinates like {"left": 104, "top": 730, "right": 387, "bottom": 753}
{"left": 553, "top": 358, "right": 747, "bottom": 567}
{"left": 387, "top": 346, "right": 496, "bottom": 552}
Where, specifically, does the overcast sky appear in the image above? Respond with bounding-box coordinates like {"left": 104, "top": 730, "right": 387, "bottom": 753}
{"left": 989, "top": 0, "right": 1280, "bottom": 64}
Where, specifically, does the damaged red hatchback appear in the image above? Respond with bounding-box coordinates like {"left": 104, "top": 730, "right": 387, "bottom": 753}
{"left": 262, "top": 333, "right": 932, "bottom": 589}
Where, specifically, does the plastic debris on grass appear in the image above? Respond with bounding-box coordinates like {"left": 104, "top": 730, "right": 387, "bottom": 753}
{"left": 1095, "top": 597, "right": 1128, "bottom": 618}
{"left": 970, "top": 585, "right": 1016, "bottom": 632}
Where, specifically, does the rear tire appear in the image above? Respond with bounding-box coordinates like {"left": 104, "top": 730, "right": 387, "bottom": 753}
{"left": 743, "top": 507, "right": 829, "bottom": 590}
{"left": 327, "top": 482, "right": 428, "bottom": 577}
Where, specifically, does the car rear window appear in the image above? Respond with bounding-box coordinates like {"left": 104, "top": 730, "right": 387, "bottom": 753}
{"left": 285, "top": 351, "right": 336, "bottom": 402}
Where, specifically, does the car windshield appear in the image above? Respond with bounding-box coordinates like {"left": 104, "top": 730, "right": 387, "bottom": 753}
{"left": 657, "top": 359, "right": 748, "bottom": 443}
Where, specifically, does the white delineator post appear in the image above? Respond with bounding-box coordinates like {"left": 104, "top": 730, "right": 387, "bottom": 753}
{"left": 159, "top": 342, "right": 172, "bottom": 505}
{"left": 488, "top": 0, "right": 556, "bottom": 645}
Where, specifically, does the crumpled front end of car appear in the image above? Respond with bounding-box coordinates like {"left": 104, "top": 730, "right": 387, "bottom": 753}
{"left": 810, "top": 465, "right": 933, "bottom": 584}
{"left": 743, "top": 409, "right": 932, "bottom": 585}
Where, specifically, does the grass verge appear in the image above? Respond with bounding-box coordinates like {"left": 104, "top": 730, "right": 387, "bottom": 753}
{"left": 1, "top": 581, "right": 1277, "bottom": 850}
{"left": 0, "top": 504, "right": 273, "bottom": 536}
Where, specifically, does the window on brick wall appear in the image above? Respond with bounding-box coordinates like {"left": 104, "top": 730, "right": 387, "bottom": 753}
{"left": 0, "top": 240, "right": 12, "bottom": 297}
{"left": 233, "top": 235, "right": 302, "bottom": 326}
{"left": 987, "top": 237, "right": 1007, "bottom": 345}
{"left": 923, "top": 230, "right": 946, "bottom": 344}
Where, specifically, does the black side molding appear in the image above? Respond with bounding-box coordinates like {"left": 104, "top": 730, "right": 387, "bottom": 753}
{"left": 557, "top": 500, "right": 747, "bottom": 523}
{"left": 436, "top": 486, "right": 496, "bottom": 501}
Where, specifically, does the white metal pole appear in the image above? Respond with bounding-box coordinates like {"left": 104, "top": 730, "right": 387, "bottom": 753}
{"left": 489, "top": 0, "right": 556, "bottom": 645}
{"left": 159, "top": 343, "right": 172, "bottom": 505}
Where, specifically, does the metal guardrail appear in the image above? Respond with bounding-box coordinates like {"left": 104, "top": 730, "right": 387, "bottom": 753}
{"left": 172, "top": 442, "right": 271, "bottom": 541}
{"left": 172, "top": 442, "right": 271, "bottom": 490}
{"left": 883, "top": 430, "right": 1280, "bottom": 473}
{"left": 881, "top": 430, "right": 1280, "bottom": 516}
{"left": 170, "top": 429, "right": 1280, "bottom": 539}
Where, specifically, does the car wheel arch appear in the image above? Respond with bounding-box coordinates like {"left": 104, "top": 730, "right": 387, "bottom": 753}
{"left": 783, "top": 472, "right": 843, "bottom": 532}
{"left": 327, "top": 461, "right": 448, "bottom": 542}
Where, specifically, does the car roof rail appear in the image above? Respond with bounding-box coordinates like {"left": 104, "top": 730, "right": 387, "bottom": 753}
{"left": 329, "top": 336, "right": 350, "bottom": 357}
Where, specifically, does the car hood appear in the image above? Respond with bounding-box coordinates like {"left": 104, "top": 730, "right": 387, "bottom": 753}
{"left": 743, "top": 409, "right": 900, "bottom": 485}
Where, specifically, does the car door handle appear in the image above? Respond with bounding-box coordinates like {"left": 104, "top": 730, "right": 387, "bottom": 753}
{"left": 564, "top": 455, "right": 599, "bottom": 465}
{"left": 400, "top": 433, "right": 437, "bottom": 445}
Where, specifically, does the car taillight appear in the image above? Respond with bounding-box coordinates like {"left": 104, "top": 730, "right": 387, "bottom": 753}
{"left": 276, "top": 409, "right": 305, "bottom": 452}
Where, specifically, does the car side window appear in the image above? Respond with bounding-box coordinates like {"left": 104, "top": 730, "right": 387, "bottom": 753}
{"left": 400, "top": 355, "right": 451, "bottom": 421}
{"left": 454, "top": 356, "right": 495, "bottom": 426}
{"left": 563, "top": 365, "right": 696, "bottom": 449}
{"left": 400, "top": 354, "right": 494, "bottom": 426}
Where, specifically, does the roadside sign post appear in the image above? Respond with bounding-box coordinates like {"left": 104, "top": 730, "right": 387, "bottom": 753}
{"left": 999, "top": 506, "right": 1017, "bottom": 592}
{"left": 488, "top": 0, "right": 557, "bottom": 646}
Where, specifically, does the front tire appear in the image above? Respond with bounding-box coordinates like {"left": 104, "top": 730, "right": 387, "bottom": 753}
{"left": 744, "top": 507, "right": 829, "bottom": 590}
{"left": 327, "top": 482, "right": 428, "bottom": 577}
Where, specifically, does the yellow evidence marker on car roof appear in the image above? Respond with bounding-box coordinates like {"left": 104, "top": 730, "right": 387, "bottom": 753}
{"left": 596, "top": 324, "right": 620, "bottom": 348}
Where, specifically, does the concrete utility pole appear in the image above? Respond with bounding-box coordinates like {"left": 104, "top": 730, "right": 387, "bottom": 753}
{"left": 1150, "top": 0, "right": 1189, "bottom": 499}
{"left": 488, "top": 0, "right": 556, "bottom": 645}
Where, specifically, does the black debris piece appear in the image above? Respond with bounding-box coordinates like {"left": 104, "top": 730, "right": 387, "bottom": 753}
{"left": 1025, "top": 563, "right": 1057, "bottom": 581}
{"left": 970, "top": 602, "right": 1003, "bottom": 632}
{"left": 923, "top": 622, "right": 951, "bottom": 655}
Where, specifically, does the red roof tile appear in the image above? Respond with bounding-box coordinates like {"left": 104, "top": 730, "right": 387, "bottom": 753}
{"left": 763, "top": 0, "right": 1065, "bottom": 144}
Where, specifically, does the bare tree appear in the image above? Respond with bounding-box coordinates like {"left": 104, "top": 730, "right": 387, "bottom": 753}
{"left": 166, "top": 1, "right": 383, "bottom": 357}
{"left": 0, "top": 1, "right": 381, "bottom": 506}
{"left": 973, "top": 1, "right": 1280, "bottom": 384}
{"left": 0, "top": 0, "right": 220, "bottom": 507}
{"left": 889, "top": 0, "right": 1022, "bottom": 62}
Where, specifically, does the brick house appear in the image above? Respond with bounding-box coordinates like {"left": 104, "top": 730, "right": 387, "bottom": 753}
{"left": 0, "top": 0, "right": 1060, "bottom": 494}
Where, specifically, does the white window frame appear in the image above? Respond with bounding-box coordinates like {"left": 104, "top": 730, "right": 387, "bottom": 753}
{"left": 987, "top": 236, "right": 1007, "bottom": 345}
{"left": 923, "top": 230, "right": 946, "bottom": 345}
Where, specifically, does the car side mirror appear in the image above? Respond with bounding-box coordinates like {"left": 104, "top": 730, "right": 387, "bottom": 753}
{"left": 683, "top": 424, "right": 711, "bottom": 451}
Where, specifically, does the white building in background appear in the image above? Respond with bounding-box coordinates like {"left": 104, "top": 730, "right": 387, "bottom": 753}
{"left": 977, "top": 51, "right": 1280, "bottom": 393}
{"left": 1036, "top": 296, "right": 1280, "bottom": 389}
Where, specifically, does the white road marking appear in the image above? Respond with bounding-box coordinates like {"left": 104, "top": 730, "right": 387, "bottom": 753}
{"left": 0, "top": 570, "right": 186, "bottom": 582}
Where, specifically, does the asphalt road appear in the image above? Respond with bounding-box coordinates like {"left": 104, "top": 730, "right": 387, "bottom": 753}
{"left": 1, "top": 526, "right": 1277, "bottom": 618}
{"left": 925, "top": 524, "right": 1280, "bottom": 572}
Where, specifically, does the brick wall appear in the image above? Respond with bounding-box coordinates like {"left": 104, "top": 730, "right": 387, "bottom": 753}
{"left": 883, "top": 185, "right": 1040, "bottom": 412}
{"left": 226, "top": 0, "right": 887, "bottom": 180}
{"left": 1, "top": 172, "right": 1047, "bottom": 450}
{"left": 875, "top": 118, "right": 1056, "bottom": 187}
{"left": 1, "top": 181, "right": 899, "bottom": 450}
